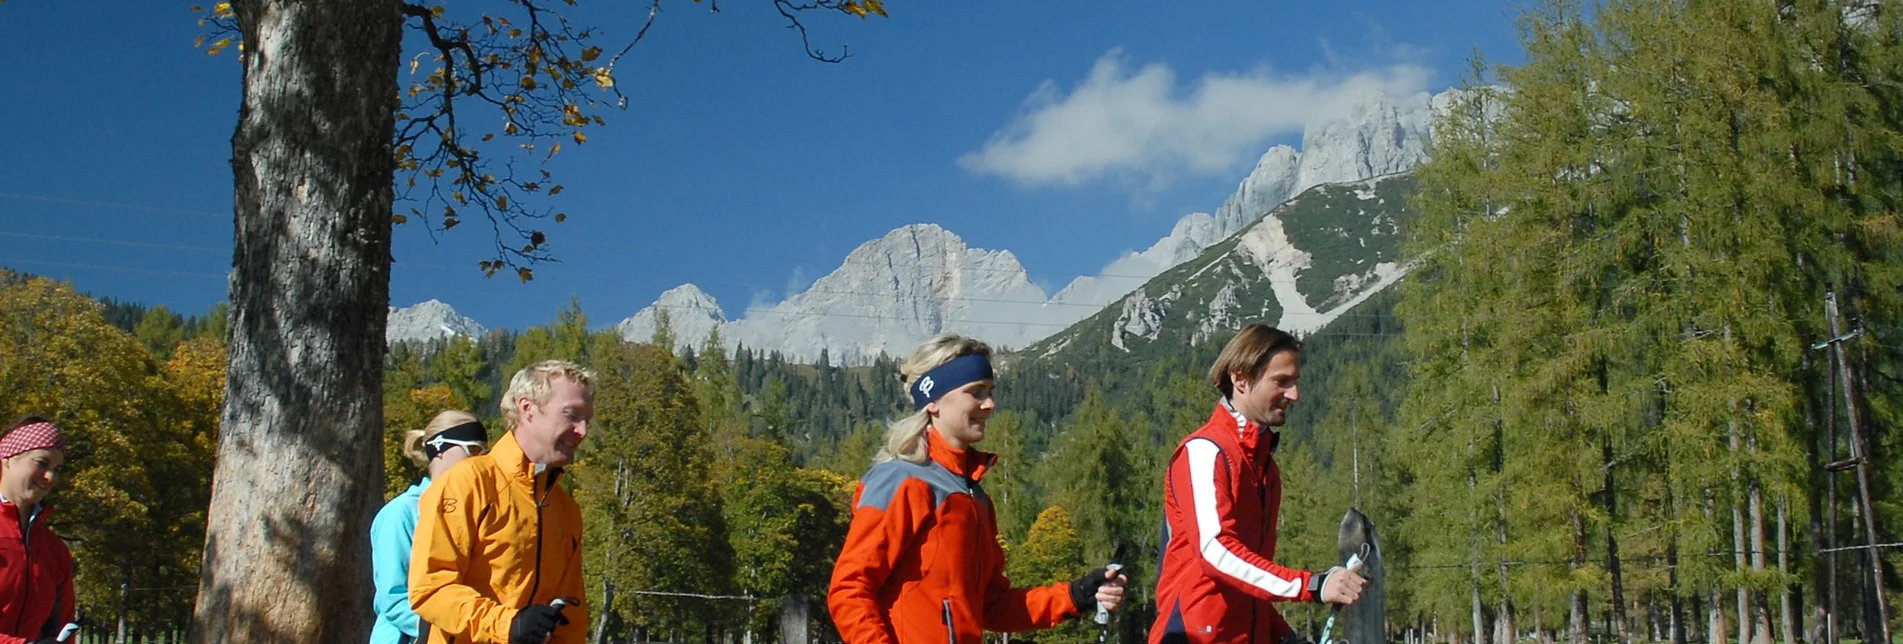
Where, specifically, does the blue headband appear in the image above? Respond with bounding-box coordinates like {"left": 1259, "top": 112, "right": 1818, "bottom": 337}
{"left": 910, "top": 353, "right": 995, "bottom": 410}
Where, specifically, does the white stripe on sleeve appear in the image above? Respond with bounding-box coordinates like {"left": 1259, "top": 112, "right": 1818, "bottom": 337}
{"left": 1186, "top": 438, "right": 1302, "bottom": 599}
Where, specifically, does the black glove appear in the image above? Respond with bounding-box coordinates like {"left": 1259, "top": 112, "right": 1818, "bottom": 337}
{"left": 1069, "top": 567, "right": 1116, "bottom": 614}
{"left": 510, "top": 603, "right": 570, "bottom": 644}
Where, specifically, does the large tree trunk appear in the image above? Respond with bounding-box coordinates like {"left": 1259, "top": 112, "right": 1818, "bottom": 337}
{"left": 192, "top": 1, "right": 401, "bottom": 641}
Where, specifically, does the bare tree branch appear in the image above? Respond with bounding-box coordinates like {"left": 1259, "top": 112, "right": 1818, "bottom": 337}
{"left": 198, "top": 0, "right": 887, "bottom": 281}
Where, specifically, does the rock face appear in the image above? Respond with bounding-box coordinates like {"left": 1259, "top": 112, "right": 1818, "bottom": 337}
{"left": 615, "top": 88, "right": 1466, "bottom": 364}
{"left": 386, "top": 299, "right": 486, "bottom": 344}
{"left": 714, "top": 224, "right": 1049, "bottom": 364}
{"left": 614, "top": 284, "right": 727, "bottom": 352}
{"left": 1026, "top": 173, "right": 1420, "bottom": 361}
{"left": 1034, "top": 88, "right": 1448, "bottom": 330}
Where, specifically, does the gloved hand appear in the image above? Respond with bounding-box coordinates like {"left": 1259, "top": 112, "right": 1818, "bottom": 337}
{"left": 1068, "top": 566, "right": 1127, "bottom": 614}
{"left": 510, "top": 603, "right": 571, "bottom": 644}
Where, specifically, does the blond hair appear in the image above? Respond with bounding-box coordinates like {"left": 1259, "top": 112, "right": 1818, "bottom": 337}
{"left": 876, "top": 334, "right": 993, "bottom": 465}
{"left": 402, "top": 410, "right": 480, "bottom": 467}
{"left": 1208, "top": 324, "right": 1301, "bottom": 398}
{"left": 500, "top": 360, "right": 598, "bottom": 430}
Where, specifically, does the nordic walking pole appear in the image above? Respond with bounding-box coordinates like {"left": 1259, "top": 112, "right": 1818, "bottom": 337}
{"left": 1095, "top": 563, "right": 1123, "bottom": 644}
{"left": 1318, "top": 545, "right": 1368, "bottom": 644}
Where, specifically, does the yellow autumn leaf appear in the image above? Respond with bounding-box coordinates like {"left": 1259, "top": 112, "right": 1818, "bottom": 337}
{"left": 581, "top": 47, "right": 602, "bottom": 62}
{"left": 214, "top": 2, "right": 233, "bottom": 16}
{"left": 592, "top": 68, "right": 615, "bottom": 89}
{"left": 496, "top": 196, "right": 509, "bottom": 210}
{"left": 865, "top": 0, "right": 888, "bottom": 16}
{"left": 573, "top": 131, "right": 586, "bottom": 144}
{"left": 549, "top": 185, "right": 564, "bottom": 196}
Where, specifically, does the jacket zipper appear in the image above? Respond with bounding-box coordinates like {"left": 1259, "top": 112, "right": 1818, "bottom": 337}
{"left": 523, "top": 469, "right": 559, "bottom": 604}
{"left": 943, "top": 598, "right": 957, "bottom": 644}
{"left": 14, "top": 508, "right": 36, "bottom": 634}
{"left": 1254, "top": 457, "right": 1272, "bottom": 641}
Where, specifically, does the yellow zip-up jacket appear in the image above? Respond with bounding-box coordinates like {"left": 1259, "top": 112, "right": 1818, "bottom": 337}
{"left": 410, "top": 431, "right": 587, "bottom": 644}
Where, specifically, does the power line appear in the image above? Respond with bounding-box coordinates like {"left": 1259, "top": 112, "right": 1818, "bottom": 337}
{"left": 0, "top": 190, "right": 1412, "bottom": 284}
{"left": 0, "top": 231, "right": 226, "bottom": 253}
{"left": 0, "top": 192, "right": 226, "bottom": 218}
{"left": 4, "top": 228, "right": 1413, "bottom": 323}
{"left": 1, "top": 257, "right": 1409, "bottom": 336}
{"left": 0, "top": 258, "right": 228, "bottom": 279}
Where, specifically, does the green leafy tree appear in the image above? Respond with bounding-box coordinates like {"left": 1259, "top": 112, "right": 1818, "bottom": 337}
{"left": 429, "top": 334, "right": 493, "bottom": 412}
{"left": 575, "top": 337, "right": 732, "bottom": 641}
{"left": 1005, "top": 506, "right": 1094, "bottom": 644}
{"left": 134, "top": 304, "right": 187, "bottom": 361}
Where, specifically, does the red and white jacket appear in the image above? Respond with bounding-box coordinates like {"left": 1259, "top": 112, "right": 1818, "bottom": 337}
{"left": 1150, "top": 399, "right": 1315, "bottom": 644}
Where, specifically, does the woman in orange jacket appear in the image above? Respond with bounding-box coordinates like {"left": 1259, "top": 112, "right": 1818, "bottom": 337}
{"left": 828, "top": 334, "right": 1126, "bottom": 644}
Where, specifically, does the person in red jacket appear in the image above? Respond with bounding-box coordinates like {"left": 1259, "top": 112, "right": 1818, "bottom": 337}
{"left": 829, "top": 334, "right": 1127, "bottom": 644}
{"left": 1151, "top": 325, "right": 1365, "bottom": 644}
{"left": 0, "top": 417, "right": 76, "bottom": 644}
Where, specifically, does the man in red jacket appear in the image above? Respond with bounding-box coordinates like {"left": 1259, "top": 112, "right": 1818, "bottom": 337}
{"left": 1151, "top": 324, "right": 1365, "bottom": 644}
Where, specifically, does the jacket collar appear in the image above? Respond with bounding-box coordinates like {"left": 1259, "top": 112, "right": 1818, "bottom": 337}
{"left": 491, "top": 431, "right": 558, "bottom": 488}
{"left": 1214, "top": 398, "right": 1279, "bottom": 454}
{"left": 926, "top": 428, "right": 997, "bottom": 482}
{"left": 0, "top": 497, "right": 51, "bottom": 539}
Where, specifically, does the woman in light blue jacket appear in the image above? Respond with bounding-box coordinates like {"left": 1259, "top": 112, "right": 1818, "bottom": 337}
{"left": 369, "top": 410, "right": 488, "bottom": 644}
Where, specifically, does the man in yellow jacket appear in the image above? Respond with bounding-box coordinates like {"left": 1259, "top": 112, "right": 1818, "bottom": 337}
{"left": 411, "top": 360, "right": 594, "bottom": 644}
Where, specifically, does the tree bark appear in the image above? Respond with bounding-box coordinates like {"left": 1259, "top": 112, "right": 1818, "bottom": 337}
{"left": 1708, "top": 491, "right": 1728, "bottom": 644}
{"left": 1748, "top": 438, "right": 1771, "bottom": 644}
{"left": 1570, "top": 508, "right": 1589, "bottom": 644}
{"left": 1494, "top": 384, "right": 1515, "bottom": 644}
{"left": 192, "top": 1, "right": 401, "bottom": 641}
{"left": 1776, "top": 496, "right": 1795, "bottom": 644}
{"left": 1606, "top": 439, "right": 1629, "bottom": 644}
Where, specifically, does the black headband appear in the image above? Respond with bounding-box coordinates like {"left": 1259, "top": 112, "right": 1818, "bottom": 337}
{"left": 423, "top": 421, "right": 487, "bottom": 460}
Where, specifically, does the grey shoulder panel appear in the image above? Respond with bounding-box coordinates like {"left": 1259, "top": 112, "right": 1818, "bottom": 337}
{"left": 856, "top": 459, "right": 975, "bottom": 511}
{"left": 857, "top": 460, "right": 932, "bottom": 511}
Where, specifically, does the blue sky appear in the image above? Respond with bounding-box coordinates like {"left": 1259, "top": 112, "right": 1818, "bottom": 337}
{"left": 0, "top": 0, "right": 1524, "bottom": 331}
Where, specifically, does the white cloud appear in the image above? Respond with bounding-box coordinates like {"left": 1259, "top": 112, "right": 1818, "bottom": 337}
{"left": 960, "top": 49, "right": 1431, "bottom": 187}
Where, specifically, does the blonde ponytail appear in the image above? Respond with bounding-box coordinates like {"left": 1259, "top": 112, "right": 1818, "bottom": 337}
{"left": 401, "top": 430, "right": 430, "bottom": 467}
{"left": 875, "top": 334, "right": 993, "bottom": 465}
